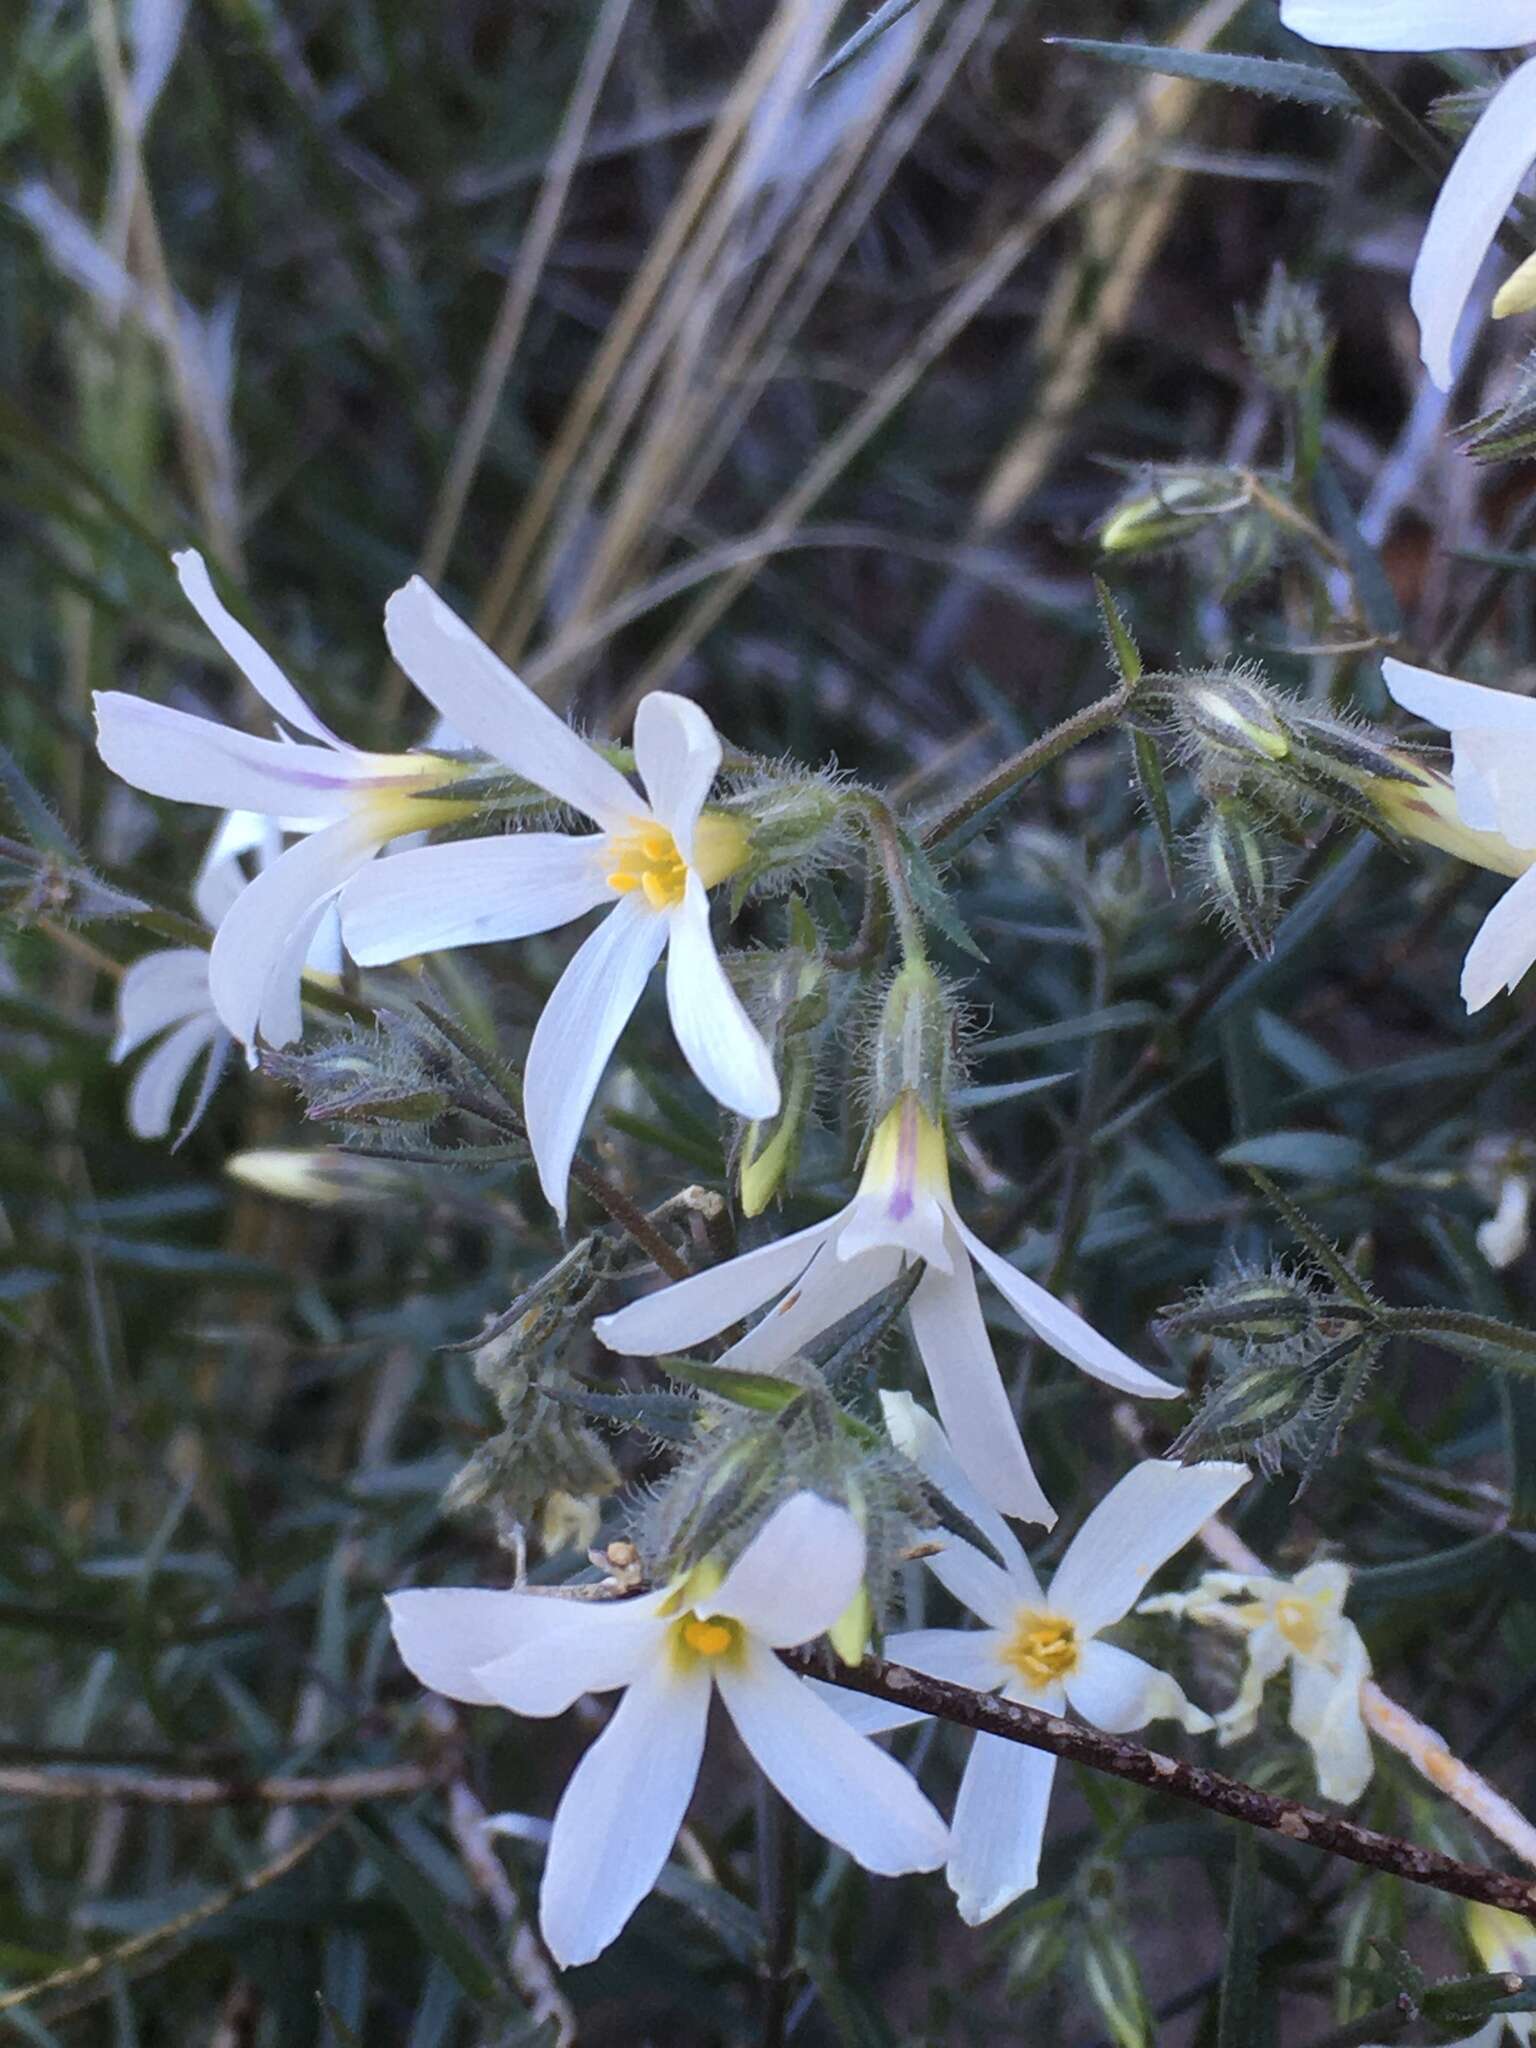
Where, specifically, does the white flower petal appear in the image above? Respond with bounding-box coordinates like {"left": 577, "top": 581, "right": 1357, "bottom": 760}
{"left": 94, "top": 694, "right": 371, "bottom": 817}
{"left": 387, "top": 1587, "right": 576, "bottom": 1707}
{"left": 1382, "top": 658, "right": 1536, "bottom": 735}
{"left": 711, "top": 1493, "right": 865, "bottom": 1648}
{"left": 113, "top": 948, "right": 211, "bottom": 1060}
{"left": 1065, "top": 1639, "right": 1210, "bottom": 1734}
{"left": 908, "top": 1250, "right": 1056, "bottom": 1526}
{"left": 718, "top": 1641, "right": 949, "bottom": 1874}
{"left": 837, "top": 1188, "right": 953, "bottom": 1271}
{"left": 340, "top": 833, "right": 611, "bottom": 964}
{"left": 1047, "top": 1459, "right": 1250, "bottom": 1639}
{"left": 664, "top": 875, "right": 780, "bottom": 1118}
{"left": 1461, "top": 861, "right": 1536, "bottom": 1011}
{"left": 173, "top": 550, "right": 344, "bottom": 746}
{"left": 125, "top": 1013, "right": 219, "bottom": 1139}
{"left": 724, "top": 1238, "right": 899, "bottom": 1370}
{"left": 208, "top": 815, "right": 383, "bottom": 1046}
{"left": 1289, "top": 1642, "right": 1373, "bottom": 1804}
{"left": 193, "top": 809, "right": 277, "bottom": 925}
{"left": 1411, "top": 56, "right": 1536, "bottom": 390}
{"left": 632, "top": 691, "right": 721, "bottom": 855}
{"left": 471, "top": 1593, "right": 671, "bottom": 1715}
{"left": 593, "top": 1216, "right": 835, "bottom": 1357}
{"left": 539, "top": 1658, "right": 711, "bottom": 1968}
{"left": 884, "top": 1626, "right": 1011, "bottom": 1690}
{"left": 954, "top": 1216, "right": 1176, "bottom": 1398}
{"left": 1279, "top": 0, "right": 1536, "bottom": 47}
{"left": 946, "top": 1731, "right": 1057, "bottom": 1925}
{"left": 524, "top": 894, "right": 670, "bottom": 1221}
{"left": 879, "top": 1391, "right": 1037, "bottom": 1593}
{"left": 384, "top": 578, "right": 639, "bottom": 830}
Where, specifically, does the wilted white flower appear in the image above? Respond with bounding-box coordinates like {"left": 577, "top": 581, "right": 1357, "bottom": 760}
{"left": 1141, "top": 1561, "right": 1373, "bottom": 1804}
{"left": 595, "top": 1088, "right": 1177, "bottom": 1522}
{"left": 825, "top": 1398, "right": 1246, "bottom": 1924}
{"left": 1279, "top": 2, "right": 1536, "bottom": 388}
{"left": 1381, "top": 658, "right": 1536, "bottom": 1010}
{"left": 387, "top": 1492, "right": 947, "bottom": 1968}
{"left": 94, "top": 552, "right": 475, "bottom": 1051}
{"left": 339, "top": 579, "right": 780, "bottom": 1221}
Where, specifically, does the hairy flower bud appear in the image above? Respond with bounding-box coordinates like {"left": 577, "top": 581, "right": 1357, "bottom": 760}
{"left": 868, "top": 959, "right": 952, "bottom": 1125}
{"left": 1100, "top": 467, "right": 1250, "bottom": 557}
{"left": 1200, "top": 798, "right": 1279, "bottom": 958}
{"left": 1460, "top": 349, "right": 1536, "bottom": 465}
{"left": 1239, "top": 266, "right": 1331, "bottom": 398}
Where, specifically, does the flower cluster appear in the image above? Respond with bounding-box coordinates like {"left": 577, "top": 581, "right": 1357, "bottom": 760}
{"left": 91, "top": 549, "right": 1308, "bottom": 1969}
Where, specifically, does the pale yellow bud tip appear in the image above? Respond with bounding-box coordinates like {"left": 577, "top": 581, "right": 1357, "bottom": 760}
{"left": 1494, "top": 248, "right": 1536, "bottom": 322}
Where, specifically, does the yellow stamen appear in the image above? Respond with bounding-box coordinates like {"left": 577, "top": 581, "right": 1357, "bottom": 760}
{"left": 1003, "top": 1610, "right": 1079, "bottom": 1686}
{"left": 602, "top": 810, "right": 749, "bottom": 910}
{"left": 671, "top": 1612, "right": 741, "bottom": 1667}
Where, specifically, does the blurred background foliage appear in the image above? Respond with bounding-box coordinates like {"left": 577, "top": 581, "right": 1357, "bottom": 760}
{"left": 5, "top": 0, "right": 1536, "bottom": 2041}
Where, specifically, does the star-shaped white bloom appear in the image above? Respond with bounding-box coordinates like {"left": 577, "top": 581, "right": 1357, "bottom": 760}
{"left": 1279, "top": 2, "right": 1536, "bottom": 388}
{"left": 386, "top": 1493, "right": 948, "bottom": 1968}
{"left": 111, "top": 810, "right": 344, "bottom": 1139}
{"left": 1140, "top": 1561, "right": 1373, "bottom": 1805}
{"left": 1381, "top": 658, "right": 1536, "bottom": 1009}
{"left": 824, "top": 1398, "right": 1247, "bottom": 1925}
{"left": 339, "top": 578, "right": 780, "bottom": 1220}
{"left": 595, "top": 1088, "right": 1177, "bottom": 1522}
{"left": 95, "top": 551, "right": 474, "bottom": 1050}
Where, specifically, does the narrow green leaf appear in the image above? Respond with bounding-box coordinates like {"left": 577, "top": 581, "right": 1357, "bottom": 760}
{"left": 1217, "top": 1827, "right": 1262, "bottom": 2048}
{"left": 1047, "top": 38, "right": 1354, "bottom": 109}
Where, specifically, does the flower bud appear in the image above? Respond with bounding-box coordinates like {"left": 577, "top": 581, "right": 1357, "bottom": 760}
{"left": 1100, "top": 467, "right": 1249, "bottom": 557}
{"left": 265, "top": 1032, "right": 450, "bottom": 1126}
{"left": 226, "top": 1148, "right": 421, "bottom": 1205}
{"left": 868, "top": 959, "right": 952, "bottom": 1126}
{"left": 1460, "top": 349, "right": 1536, "bottom": 465}
{"left": 1200, "top": 798, "right": 1279, "bottom": 959}
{"left": 1178, "top": 670, "right": 1292, "bottom": 768}
{"left": 739, "top": 1044, "right": 815, "bottom": 1216}
{"left": 1239, "top": 266, "right": 1331, "bottom": 398}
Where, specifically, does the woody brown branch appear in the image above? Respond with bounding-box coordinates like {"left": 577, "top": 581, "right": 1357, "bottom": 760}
{"left": 783, "top": 1649, "right": 1536, "bottom": 1920}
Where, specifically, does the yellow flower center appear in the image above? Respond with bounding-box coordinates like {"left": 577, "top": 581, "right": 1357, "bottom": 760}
{"left": 858, "top": 1092, "right": 953, "bottom": 1213}
{"left": 671, "top": 1613, "right": 741, "bottom": 1667}
{"left": 1003, "top": 1611, "right": 1078, "bottom": 1687}
{"left": 603, "top": 811, "right": 749, "bottom": 911}
{"left": 1273, "top": 1596, "right": 1323, "bottom": 1658}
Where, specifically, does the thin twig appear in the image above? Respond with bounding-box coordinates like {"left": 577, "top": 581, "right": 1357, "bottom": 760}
{"left": 785, "top": 1650, "right": 1536, "bottom": 1917}
{"left": 0, "top": 1761, "right": 447, "bottom": 1806}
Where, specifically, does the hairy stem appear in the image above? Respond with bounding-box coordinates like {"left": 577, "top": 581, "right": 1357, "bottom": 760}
{"left": 921, "top": 685, "right": 1133, "bottom": 851}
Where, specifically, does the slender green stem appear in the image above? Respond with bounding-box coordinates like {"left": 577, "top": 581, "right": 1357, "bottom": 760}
{"left": 921, "top": 685, "right": 1132, "bottom": 851}
{"left": 756, "top": 1772, "right": 798, "bottom": 2048}
{"left": 856, "top": 794, "right": 926, "bottom": 963}
{"left": 1436, "top": 489, "right": 1536, "bottom": 670}
{"left": 1382, "top": 1305, "right": 1536, "bottom": 1375}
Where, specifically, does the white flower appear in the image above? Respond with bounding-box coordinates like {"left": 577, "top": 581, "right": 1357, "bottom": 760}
{"left": 386, "top": 1492, "right": 948, "bottom": 1968}
{"left": 1279, "top": 1, "right": 1536, "bottom": 387}
{"left": 594, "top": 1088, "right": 1178, "bottom": 1523}
{"left": 94, "top": 550, "right": 476, "bottom": 1052}
{"left": 111, "top": 810, "right": 343, "bottom": 1139}
{"left": 1381, "top": 658, "right": 1536, "bottom": 1010}
{"left": 1140, "top": 1561, "right": 1373, "bottom": 1804}
{"left": 826, "top": 1398, "right": 1247, "bottom": 1925}
{"left": 338, "top": 578, "right": 780, "bottom": 1222}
